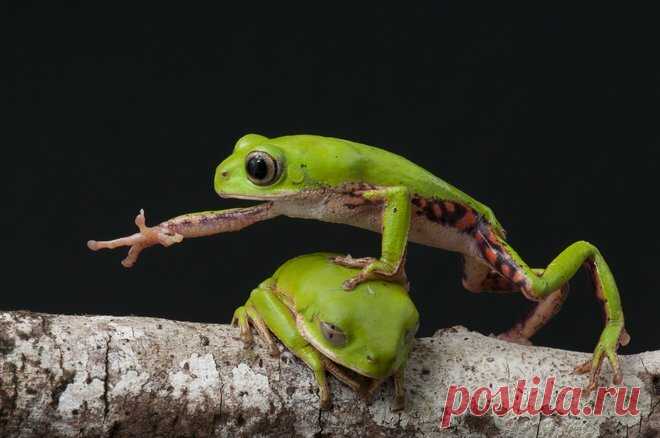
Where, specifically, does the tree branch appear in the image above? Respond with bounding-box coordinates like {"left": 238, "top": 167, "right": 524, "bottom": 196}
{"left": 0, "top": 311, "right": 658, "bottom": 437}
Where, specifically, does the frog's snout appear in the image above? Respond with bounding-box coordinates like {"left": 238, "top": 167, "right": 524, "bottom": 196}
{"left": 213, "top": 158, "right": 236, "bottom": 195}
{"left": 215, "top": 164, "right": 231, "bottom": 182}
{"left": 365, "top": 351, "right": 395, "bottom": 368}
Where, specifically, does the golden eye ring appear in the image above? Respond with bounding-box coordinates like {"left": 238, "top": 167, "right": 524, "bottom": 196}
{"left": 245, "top": 151, "right": 280, "bottom": 185}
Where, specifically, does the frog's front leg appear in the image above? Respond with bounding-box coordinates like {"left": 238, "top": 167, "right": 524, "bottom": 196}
{"left": 88, "top": 203, "right": 277, "bottom": 267}
{"left": 231, "top": 305, "right": 253, "bottom": 346}
{"left": 392, "top": 367, "right": 406, "bottom": 411}
{"left": 360, "top": 367, "right": 407, "bottom": 410}
{"left": 242, "top": 284, "right": 335, "bottom": 409}
{"left": 333, "top": 186, "right": 411, "bottom": 290}
{"left": 472, "top": 225, "right": 629, "bottom": 391}
{"left": 322, "top": 357, "right": 364, "bottom": 394}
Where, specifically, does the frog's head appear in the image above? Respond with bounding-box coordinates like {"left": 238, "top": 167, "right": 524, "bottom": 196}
{"left": 214, "top": 133, "right": 364, "bottom": 200}
{"left": 298, "top": 279, "right": 419, "bottom": 380}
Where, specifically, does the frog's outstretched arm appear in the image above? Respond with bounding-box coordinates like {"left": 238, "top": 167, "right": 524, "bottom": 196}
{"left": 469, "top": 224, "right": 628, "bottom": 391}
{"left": 87, "top": 203, "right": 277, "bottom": 267}
{"left": 333, "top": 186, "right": 412, "bottom": 290}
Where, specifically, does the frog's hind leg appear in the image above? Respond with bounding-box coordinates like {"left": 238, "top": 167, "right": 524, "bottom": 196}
{"left": 231, "top": 298, "right": 279, "bottom": 356}
{"left": 462, "top": 256, "right": 569, "bottom": 345}
{"left": 247, "top": 286, "right": 333, "bottom": 409}
{"left": 468, "top": 224, "right": 628, "bottom": 391}
{"left": 245, "top": 304, "right": 280, "bottom": 357}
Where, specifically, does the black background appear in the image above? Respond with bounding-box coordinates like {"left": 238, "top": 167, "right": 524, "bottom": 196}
{"left": 7, "top": 3, "right": 659, "bottom": 354}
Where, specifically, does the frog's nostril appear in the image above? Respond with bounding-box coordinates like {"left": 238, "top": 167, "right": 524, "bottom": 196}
{"left": 221, "top": 171, "right": 229, "bottom": 178}
{"left": 366, "top": 354, "right": 375, "bottom": 363}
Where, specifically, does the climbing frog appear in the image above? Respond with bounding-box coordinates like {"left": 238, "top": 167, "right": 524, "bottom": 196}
{"left": 88, "top": 133, "right": 629, "bottom": 391}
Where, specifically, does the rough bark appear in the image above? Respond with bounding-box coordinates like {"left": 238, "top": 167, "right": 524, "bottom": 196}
{"left": 0, "top": 311, "right": 657, "bottom": 438}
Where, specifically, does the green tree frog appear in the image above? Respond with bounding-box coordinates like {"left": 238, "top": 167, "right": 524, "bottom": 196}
{"left": 88, "top": 133, "right": 629, "bottom": 391}
{"left": 231, "top": 252, "right": 418, "bottom": 410}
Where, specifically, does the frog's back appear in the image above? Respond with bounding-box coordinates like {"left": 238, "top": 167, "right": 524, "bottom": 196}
{"left": 271, "top": 134, "right": 441, "bottom": 194}
{"left": 271, "top": 252, "right": 347, "bottom": 306}
{"left": 271, "top": 134, "right": 504, "bottom": 234}
{"left": 271, "top": 253, "right": 415, "bottom": 326}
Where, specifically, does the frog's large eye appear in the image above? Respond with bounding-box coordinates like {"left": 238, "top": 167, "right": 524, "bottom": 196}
{"left": 245, "top": 151, "right": 281, "bottom": 186}
{"left": 320, "top": 321, "right": 347, "bottom": 347}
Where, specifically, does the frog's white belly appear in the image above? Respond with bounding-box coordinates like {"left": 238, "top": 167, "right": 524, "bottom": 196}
{"left": 274, "top": 191, "right": 481, "bottom": 258}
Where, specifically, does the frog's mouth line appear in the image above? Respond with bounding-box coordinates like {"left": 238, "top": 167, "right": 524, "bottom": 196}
{"left": 216, "top": 184, "right": 325, "bottom": 201}
{"left": 216, "top": 186, "right": 331, "bottom": 203}
{"left": 217, "top": 192, "right": 291, "bottom": 201}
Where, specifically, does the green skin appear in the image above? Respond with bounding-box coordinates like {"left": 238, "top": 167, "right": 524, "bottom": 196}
{"left": 231, "top": 252, "right": 419, "bottom": 410}
{"left": 88, "top": 133, "right": 629, "bottom": 391}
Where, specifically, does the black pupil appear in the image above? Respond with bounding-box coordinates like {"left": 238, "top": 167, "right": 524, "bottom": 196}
{"left": 248, "top": 156, "right": 269, "bottom": 180}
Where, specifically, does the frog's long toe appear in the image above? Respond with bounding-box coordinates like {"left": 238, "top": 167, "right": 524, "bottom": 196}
{"left": 332, "top": 256, "right": 409, "bottom": 291}
{"left": 496, "top": 331, "right": 533, "bottom": 346}
{"left": 574, "top": 324, "right": 628, "bottom": 391}
{"left": 331, "top": 255, "right": 377, "bottom": 269}
{"left": 231, "top": 306, "right": 254, "bottom": 347}
{"left": 362, "top": 378, "right": 386, "bottom": 403}
{"left": 319, "top": 391, "right": 332, "bottom": 410}
{"left": 392, "top": 394, "right": 406, "bottom": 412}
{"left": 574, "top": 351, "right": 621, "bottom": 393}
{"left": 87, "top": 209, "right": 183, "bottom": 268}
{"left": 244, "top": 305, "right": 280, "bottom": 357}
{"left": 342, "top": 271, "right": 374, "bottom": 291}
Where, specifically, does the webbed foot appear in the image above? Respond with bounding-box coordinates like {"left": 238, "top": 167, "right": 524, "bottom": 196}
{"left": 331, "top": 255, "right": 409, "bottom": 291}
{"left": 231, "top": 304, "right": 280, "bottom": 357}
{"left": 360, "top": 378, "right": 385, "bottom": 403}
{"left": 231, "top": 306, "right": 254, "bottom": 347}
{"left": 391, "top": 393, "right": 406, "bottom": 412}
{"left": 496, "top": 330, "right": 533, "bottom": 346}
{"left": 574, "top": 323, "right": 630, "bottom": 392}
{"left": 319, "top": 389, "right": 332, "bottom": 410}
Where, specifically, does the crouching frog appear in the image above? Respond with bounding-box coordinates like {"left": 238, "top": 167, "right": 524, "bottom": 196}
{"left": 232, "top": 252, "right": 419, "bottom": 410}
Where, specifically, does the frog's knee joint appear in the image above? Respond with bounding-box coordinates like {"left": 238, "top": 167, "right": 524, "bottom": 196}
{"left": 520, "top": 284, "right": 543, "bottom": 302}
{"left": 461, "top": 277, "right": 483, "bottom": 293}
